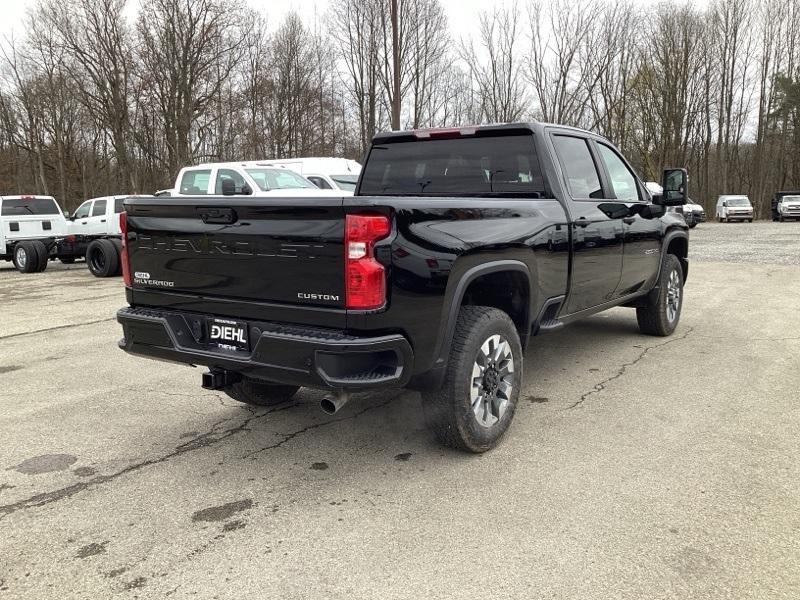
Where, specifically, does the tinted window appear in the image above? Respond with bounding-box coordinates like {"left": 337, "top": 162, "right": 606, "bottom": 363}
{"left": 179, "top": 169, "right": 211, "bottom": 194}
{"left": 214, "top": 169, "right": 249, "bottom": 194}
{"left": 358, "top": 135, "right": 546, "bottom": 196}
{"left": 552, "top": 135, "right": 602, "bottom": 199}
{"left": 114, "top": 198, "right": 125, "bottom": 213}
{"left": 73, "top": 201, "right": 91, "bottom": 219}
{"left": 308, "top": 176, "right": 333, "bottom": 190}
{"left": 91, "top": 199, "right": 107, "bottom": 216}
{"left": 1, "top": 197, "right": 60, "bottom": 216}
{"left": 597, "top": 144, "right": 639, "bottom": 201}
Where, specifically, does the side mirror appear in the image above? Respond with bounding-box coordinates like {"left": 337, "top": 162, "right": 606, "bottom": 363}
{"left": 657, "top": 168, "right": 688, "bottom": 206}
{"left": 221, "top": 178, "right": 236, "bottom": 196}
{"left": 722, "top": 201, "right": 727, "bottom": 207}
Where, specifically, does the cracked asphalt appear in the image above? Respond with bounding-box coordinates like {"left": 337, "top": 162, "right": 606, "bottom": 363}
{"left": 1, "top": 223, "right": 799, "bottom": 599}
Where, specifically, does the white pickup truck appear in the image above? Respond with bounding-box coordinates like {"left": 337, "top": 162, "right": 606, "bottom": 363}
{"left": 172, "top": 162, "right": 352, "bottom": 197}
{"left": 0, "top": 195, "right": 80, "bottom": 273}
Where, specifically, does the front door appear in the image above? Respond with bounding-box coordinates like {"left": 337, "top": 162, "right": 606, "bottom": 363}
{"left": 594, "top": 142, "right": 662, "bottom": 296}
{"left": 551, "top": 133, "right": 624, "bottom": 314}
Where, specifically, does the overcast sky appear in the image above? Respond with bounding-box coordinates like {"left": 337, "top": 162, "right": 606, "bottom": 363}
{"left": 2, "top": 0, "right": 705, "bottom": 42}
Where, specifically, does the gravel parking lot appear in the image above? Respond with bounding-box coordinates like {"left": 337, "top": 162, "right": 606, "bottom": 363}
{"left": 1, "top": 222, "right": 799, "bottom": 599}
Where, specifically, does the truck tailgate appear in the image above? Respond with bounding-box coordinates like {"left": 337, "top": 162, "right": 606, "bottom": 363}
{"left": 125, "top": 196, "right": 346, "bottom": 322}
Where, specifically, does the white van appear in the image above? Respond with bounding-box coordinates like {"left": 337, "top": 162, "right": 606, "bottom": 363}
{"left": 716, "top": 195, "right": 753, "bottom": 223}
{"left": 0, "top": 195, "right": 71, "bottom": 272}
{"left": 172, "top": 162, "right": 348, "bottom": 197}
{"left": 254, "top": 158, "right": 362, "bottom": 192}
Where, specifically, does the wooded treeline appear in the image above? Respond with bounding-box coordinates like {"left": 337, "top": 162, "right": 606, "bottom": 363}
{"left": 1, "top": 0, "right": 799, "bottom": 215}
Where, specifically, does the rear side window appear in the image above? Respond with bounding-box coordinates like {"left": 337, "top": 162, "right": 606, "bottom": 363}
{"left": 552, "top": 135, "right": 602, "bottom": 199}
{"left": 1, "top": 197, "right": 60, "bottom": 216}
{"left": 114, "top": 198, "right": 125, "bottom": 213}
{"left": 358, "top": 135, "right": 546, "bottom": 196}
{"left": 179, "top": 169, "right": 211, "bottom": 195}
{"left": 91, "top": 199, "right": 107, "bottom": 216}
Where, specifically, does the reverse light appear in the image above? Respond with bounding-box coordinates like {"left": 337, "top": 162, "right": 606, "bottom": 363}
{"left": 345, "top": 214, "right": 391, "bottom": 310}
{"left": 120, "top": 211, "right": 131, "bottom": 286}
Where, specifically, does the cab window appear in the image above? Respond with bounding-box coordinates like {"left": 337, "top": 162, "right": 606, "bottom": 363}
{"left": 214, "top": 169, "right": 249, "bottom": 194}
{"left": 114, "top": 198, "right": 125, "bottom": 213}
{"left": 597, "top": 144, "right": 640, "bottom": 202}
{"left": 73, "top": 201, "right": 92, "bottom": 219}
{"left": 308, "top": 176, "right": 333, "bottom": 190}
{"left": 91, "top": 199, "right": 107, "bottom": 217}
{"left": 179, "top": 169, "right": 211, "bottom": 195}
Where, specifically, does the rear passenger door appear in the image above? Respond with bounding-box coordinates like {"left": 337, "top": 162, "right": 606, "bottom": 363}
{"left": 551, "top": 133, "right": 624, "bottom": 314}
{"left": 594, "top": 143, "right": 662, "bottom": 295}
{"left": 87, "top": 197, "right": 108, "bottom": 235}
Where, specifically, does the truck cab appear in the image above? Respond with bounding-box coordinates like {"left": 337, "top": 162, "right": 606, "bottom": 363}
{"left": 67, "top": 195, "right": 127, "bottom": 237}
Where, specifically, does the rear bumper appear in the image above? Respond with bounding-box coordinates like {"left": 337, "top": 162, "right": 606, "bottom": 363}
{"left": 117, "top": 306, "right": 413, "bottom": 390}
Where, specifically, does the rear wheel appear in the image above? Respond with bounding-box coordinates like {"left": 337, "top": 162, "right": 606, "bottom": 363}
{"left": 110, "top": 239, "right": 123, "bottom": 275}
{"left": 222, "top": 377, "right": 299, "bottom": 407}
{"left": 87, "top": 239, "right": 119, "bottom": 277}
{"left": 31, "top": 240, "right": 49, "bottom": 272}
{"left": 637, "top": 254, "right": 683, "bottom": 337}
{"left": 422, "top": 306, "right": 522, "bottom": 453}
{"left": 12, "top": 242, "right": 38, "bottom": 274}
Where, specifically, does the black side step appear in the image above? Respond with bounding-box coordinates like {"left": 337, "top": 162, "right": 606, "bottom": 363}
{"left": 533, "top": 296, "right": 565, "bottom": 335}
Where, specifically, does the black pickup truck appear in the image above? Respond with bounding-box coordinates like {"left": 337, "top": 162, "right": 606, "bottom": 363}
{"left": 117, "top": 123, "right": 689, "bottom": 452}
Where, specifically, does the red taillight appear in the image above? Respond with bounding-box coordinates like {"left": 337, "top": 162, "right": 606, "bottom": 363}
{"left": 120, "top": 211, "right": 131, "bottom": 286}
{"left": 345, "top": 214, "right": 390, "bottom": 309}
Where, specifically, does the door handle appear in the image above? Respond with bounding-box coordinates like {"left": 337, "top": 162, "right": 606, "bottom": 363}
{"left": 100, "top": 219, "right": 106, "bottom": 223}
{"left": 622, "top": 216, "right": 636, "bottom": 225}
{"left": 80, "top": 221, "right": 87, "bottom": 224}
{"left": 575, "top": 217, "right": 590, "bottom": 228}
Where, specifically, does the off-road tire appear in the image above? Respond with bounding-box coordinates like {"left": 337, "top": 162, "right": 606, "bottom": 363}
{"left": 31, "top": 240, "right": 49, "bottom": 272}
{"left": 422, "top": 306, "right": 522, "bottom": 453}
{"left": 222, "top": 378, "right": 299, "bottom": 407}
{"left": 637, "top": 254, "right": 684, "bottom": 337}
{"left": 87, "top": 239, "right": 119, "bottom": 277}
{"left": 12, "top": 242, "right": 39, "bottom": 273}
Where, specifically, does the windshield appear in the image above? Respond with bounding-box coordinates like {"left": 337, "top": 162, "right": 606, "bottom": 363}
{"left": 782, "top": 195, "right": 800, "bottom": 203}
{"left": 726, "top": 197, "right": 751, "bottom": 207}
{"left": 331, "top": 174, "right": 358, "bottom": 191}
{"left": 1, "top": 197, "right": 59, "bottom": 216}
{"left": 244, "top": 168, "right": 316, "bottom": 191}
{"left": 359, "top": 134, "right": 546, "bottom": 196}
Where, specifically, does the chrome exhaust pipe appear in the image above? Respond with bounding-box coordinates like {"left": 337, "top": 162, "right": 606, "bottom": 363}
{"left": 320, "top": 391, "right": 351, "bottom": 415}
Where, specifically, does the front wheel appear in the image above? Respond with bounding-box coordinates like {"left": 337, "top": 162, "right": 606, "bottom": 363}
{"left": 222, "top": 377, "right": 299, "bottom": 407}
{"left": 637, "top": 254, "right": 684, "bottom": 337}
{"left": 422, "top": 306, "right": 522, "bottom": 453}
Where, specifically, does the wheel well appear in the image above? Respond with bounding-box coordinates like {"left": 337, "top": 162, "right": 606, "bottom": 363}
{"left": 666, "top": 235, "right": 688, "bottom": 282}
{"left": 460, "top": 270, "right": 530, "bottom": 346}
